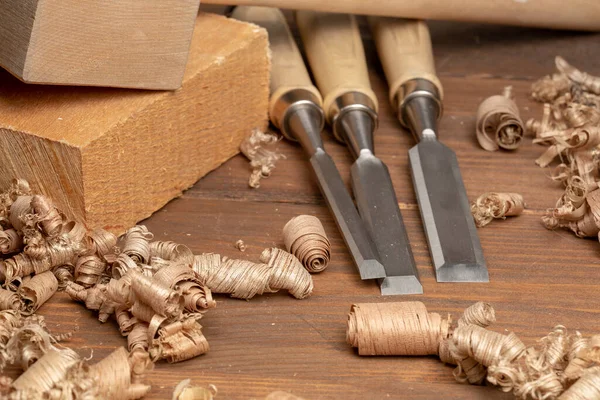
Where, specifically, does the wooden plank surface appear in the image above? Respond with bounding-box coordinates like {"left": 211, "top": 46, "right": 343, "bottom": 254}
{"left": 10, "top": 16, "right": 600, "bottom": 400}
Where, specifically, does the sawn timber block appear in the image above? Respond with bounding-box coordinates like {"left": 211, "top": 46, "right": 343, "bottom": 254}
{"left": 0, "top": 0, "right": 201, "bottom": 90}
{"left": 0, "top": 12, "right": 270, "bottom": 235}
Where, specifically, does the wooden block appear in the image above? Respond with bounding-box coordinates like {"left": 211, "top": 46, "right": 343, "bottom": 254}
{"left": 0, "top": 0, "right": 200, "bottom": 89}
{"left": 0, "top": 12, "right": 269, "bottom": 234}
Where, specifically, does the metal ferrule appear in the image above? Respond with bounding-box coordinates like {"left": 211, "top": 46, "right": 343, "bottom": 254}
{"left": 394, "top": 79, "right": 443, "bottom": 128}
{"left": 329, "top": 91, "right": 378, "bottom": 143}
{"left": 270, "top": 88, "right": 324, "bottom": 141}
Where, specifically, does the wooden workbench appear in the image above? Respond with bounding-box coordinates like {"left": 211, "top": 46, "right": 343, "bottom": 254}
{"left": 18, "top": 16, "right": 600, "bottom": 400}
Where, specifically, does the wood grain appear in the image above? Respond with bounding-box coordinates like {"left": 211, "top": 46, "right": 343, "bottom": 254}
{"left": 5, "top": 15, "right": 600, "bottom": 400}
{"left": 0, "top": 0, "right": 200, "bottom": 89}
{"left": 0, "top": 12, "right": 269, "bottom": 235}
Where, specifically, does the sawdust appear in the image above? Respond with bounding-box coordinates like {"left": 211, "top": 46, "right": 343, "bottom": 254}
{"left": 240, "top": 128, "right": 286, "bottom": 188}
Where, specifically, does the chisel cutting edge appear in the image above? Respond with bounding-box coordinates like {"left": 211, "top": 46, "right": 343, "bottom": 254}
{"left": 296, "top": 11, "right": 422, "bottom": 294}
{"left": 369, "top": 17, "right": 488, "bottom": 283}
{"left": 232, "top": 6, "right": 386, "bottom": 280}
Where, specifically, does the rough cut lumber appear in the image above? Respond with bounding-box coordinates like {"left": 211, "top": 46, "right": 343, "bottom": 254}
{"left": 0, "top": 12, "right": 270, "bottom": 235}
{"left": 0, "top": 0, "right": 200, "bottom": 89}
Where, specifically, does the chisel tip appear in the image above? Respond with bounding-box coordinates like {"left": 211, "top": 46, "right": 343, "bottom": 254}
{"left": 358, "top": 259, "right": 387, "bottom": 280}
{"left": 435, "top": 262, "right": 489, "bottom": 283}
{"left": 379, "top": 275, "right": 423, "bottom": 295}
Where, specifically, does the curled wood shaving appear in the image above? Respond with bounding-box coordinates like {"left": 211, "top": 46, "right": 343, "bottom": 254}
{"left": 556, "top": 56, "right": 600, "bottom": 96}
{"left": 193, "top": 250, "right": 313, "bottom": 300}
{"left": 30, "top": 195, "right": 63, "bottom": 238}
{"left": 11, "top": 348, "right": 80, "bottom": 394}
{"left": 258, "top": 248, "right": 313, "bottom": 299}
{"left": 149, "top": 316, "right": 209, "bottom": 363}
{"left": 65, "top": 282, "right": 115, "bottom": 323}
{"left": 476, "top": 86, "right": 524, "bottom": 151}
{"left": 149, "top": 241, "right": 194, "bottom": 267}
{"left": 0, "top": 179, "right": 31, "bottom": 227}
{"left": 560, "top": 366, "right": 600, "bottom": 399}
{"left": 74, "top": 255, "right": 106, "bottom": 288}
{"left": 283, "top": 215, "right": 331, "bottom": 273}
{"left": 91, "top": 346, "right": 152, "bottom": 400}
{"left": 234, "top": 239, "right": 247, "bottom": 252}
{"left": 173, "top": 380, "right": 217, "bottom": 400}
{"left": 121, "top": 225, "right": 154, "bottom": 264}
{"left": 53, "top": 264, "right": 74, "bottom": 290}
{"left": 84, "top": 228, "right": 118, "bottom": 257}
{"left": 0, "top": 229, "right": 22, "bottom": 255}
{"left": 471, "top": 193, "right": 525, "bottom": 228}
{"left": 240, "top": 128, "right": 286, "bottom": 188}
{"left": 457, "top": 302, "right": 496, "bottom": 328}
{"left": 346, "top": 301, "right": 450, "bottom": 356}
{"left": 8, "top": 196, "right": 33, "bottom": 233}
{"left": 18, "top": 271, "right": 58, "bottom": 315}
{"left": 129, "top": 270, "right": 183, "bottom": 320}
{"left": 113, "top": 253, "right": 141, "bottom": 279}
{"left": 153, "top": 263, "right": 215, "bottom": 311}
{"left": 347, "top": 301, "right": 600, "bottom": 399}
{"left": 0, "top": 289, "right": 20, "bottom": 311}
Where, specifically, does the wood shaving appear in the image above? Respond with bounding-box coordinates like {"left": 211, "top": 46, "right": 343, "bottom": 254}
{"left": 0, "top": 180, "right": 315, "bottom": 399}
{"left": 283, "top": 215, "right": 331, "bottom": 273}
{"left": 74, "top": 254, "right": 107, "bottom": 287}
{"left": 240, "top": 128, "right": 286, "bottom": 188}
{"left": 18, "top": 271, "right": 58, "bottom": 315}
{"left": 234, "top": 239, "right": 247, "bottom": 252}
{"left": 529, "top": 57, "right": 600, "bottom": 241}
{"left": 150, "top": 241, "right": 194, "bottom": 267}
{"left": 471, "top": 193, "right": 525, "bottom": 227}
{"left": 90, "top": 346, "right": 151, "bottom": 400}
{"left": 476, "top": 86, "right": 525, "bottom": 151}
{"left": 346, "top": 301, "right": 450, "bottom": 356}
{"left": 121, "top": 225, "right": 154, "bottom": 264}
{"left": 0, "top": 289, "right": 20, "bottom": 311}
{"left": 347, "top": 301, "right": 600, "bottom": 399}
{"left": 193, "top": 250, "right": 313, "bottom": 300}
{"left": 173, "top": 379, "right": 218, "bottom": 400}
{"left": 149, "top": 315, "right": 209, "bottom": 363}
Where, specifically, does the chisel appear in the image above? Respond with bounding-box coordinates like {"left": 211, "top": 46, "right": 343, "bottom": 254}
{"left": 296, "top": 11, "right": 422, "bottom": 295}
{"left": 231, "top": 7, "right": 385, "bottom": 280}
{"left": 369, "top": 17, "right": 488, "bottom": 283}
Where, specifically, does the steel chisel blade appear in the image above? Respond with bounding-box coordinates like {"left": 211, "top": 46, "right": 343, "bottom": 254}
{"left": 409, "top": 140, "right": 488, "bottom": 282}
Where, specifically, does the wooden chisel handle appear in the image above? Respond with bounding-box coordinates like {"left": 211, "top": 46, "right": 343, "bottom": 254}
{"left": 296, "top": 11, "right": 378, "bottom": 124}
{"left": 368, "top": 17, "right": 443, "bottom": 106}
{"left": 211, "top": 0, "right": 600, "bottom": 31}
{"left": 230, "top": 6, "right": 322, "bottom": 133}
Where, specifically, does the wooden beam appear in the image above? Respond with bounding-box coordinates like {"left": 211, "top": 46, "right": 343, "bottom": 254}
{"left": 0, "top": 12, "right": 270, "bottom": 234}
{"left": 0, "top": 0, "right": 201, "bottom": 89}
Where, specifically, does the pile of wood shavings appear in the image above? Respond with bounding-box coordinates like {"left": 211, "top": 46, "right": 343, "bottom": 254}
{"left": 528, "top": 57, "right": 600, "bottom": 239}
{"left": 0, "top": 310, "right": 151, "bottom": 399}
{"left": 347, "top": 301, "right": 600, "bottom": 399}
{"left": 0, "top": 179, "right": 314, "bottom": 398}
{"left": 240, "top": 128, "right": 286, "bottom": 188}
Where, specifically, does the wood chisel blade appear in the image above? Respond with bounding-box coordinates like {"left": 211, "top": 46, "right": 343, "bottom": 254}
{"left": 231, "top": 7, "right": 386, "bottom": 281}
{"left": 341, "top": 112, "right": 422, "bottom": 294}
{"left": 296, "top": 11, "right": 421, "bottom": 295}
{"left": 409, "top": 136, "right": 488, "bottom": 282}
{"left": 369, "top": 17, "right": 488, "bottom": 283}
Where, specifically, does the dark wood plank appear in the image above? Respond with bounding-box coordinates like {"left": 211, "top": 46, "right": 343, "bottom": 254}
{"left": 12, "top": 14, "right": 600, "bottom": 400}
